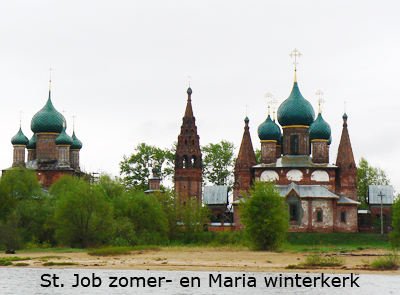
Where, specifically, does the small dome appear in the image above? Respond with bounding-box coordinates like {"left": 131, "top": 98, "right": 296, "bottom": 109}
{"left": 244, "top": 116, "right": 249, "bottom": 123}
{"left": 258, "top": 115, "right": 281, "bottom": 141}
{"left": 309, "top": 113, "right": 331, "bottom": 140}
{"left": 31, "top": 93, "right": 65, "bottom": 133}
{"left": 70, "top": 131, "right": 83, "bottom": 149}
{"left": 11, "top": 127, "right": 29, "bottom": 146}
{"left": 55, "top": 126, "right": 73, "bottom": 145}
{"left": 277, "top": 82, "right": 315, "bottom": 127}
{"left": 187, "top": 87, "right": 192, "bottom": 95}
{"left": 27, "top": 134, "right": 37, "bottom": 149}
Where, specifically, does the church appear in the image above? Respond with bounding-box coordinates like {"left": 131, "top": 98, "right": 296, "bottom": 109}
{"left": 6, "top": 80, "right": 83, "bottom": 188}
{"left": 174, "top": 51, "right": 359, "bottom": 233}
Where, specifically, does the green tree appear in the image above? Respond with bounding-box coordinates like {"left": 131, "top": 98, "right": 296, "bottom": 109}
{"left": 239, "top": 181, "right": 289, "bottom": 251}
{"left": 52, "top": 176, "right": 113, "bottom": 248}
{"left": 357, "top": 157, "right": 390, "bottom": 207}
{"left": 254, "top": 148, "right": 261, "bottom": 164}
{"left": 113, "top": 190, "right": 168, "bottom": 245}
{"left": 390, "top": 196, "right": 400, "bottom": 249}
{"left": 0, "top": 167, "right": 42, "bottom": 221}
{"left": 119, "top": 143, "right": 174, "bottom": 190}
{"left": 202, "top": 140, "right": 235, "bottom": 188}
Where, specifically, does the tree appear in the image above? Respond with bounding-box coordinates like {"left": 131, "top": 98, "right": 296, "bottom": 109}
{"left": 119, "top": 143, "right": 174, "bottom": 190}
{"left": 239, "top": 181, "right": 289, "bottom": 251}
{"left": 112, "top": 190, "right": 169, "bottom": 245}
{"left": 390, "top": 196, "right": 400, "bottom": 249}
{"left": 357, "top": 157, "right": 390, "bottom": 206}
{"left": 52, "top": 176, "right": 113, "bottom": 248}
{"left": 254, "top": 148, "right": 261, "bottom": 164}
{"left": 0, "top": 167, "right": 42, "bottom": 221}
{"left": 202, "top": 140, "right": 235, "bottom": 188}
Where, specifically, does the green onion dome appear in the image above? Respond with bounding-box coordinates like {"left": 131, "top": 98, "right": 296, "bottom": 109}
{"left": 31, "top": 93, "right": 65, "bottom": 133}
{"left": 328, "top": 135, "right": 332, "bottom": 145}
{"left": 27, "top": 134, "right": 37, "bottom": 149}
{"left": 277, "top": 82, "right": 315, "bottom": 127}
{"left": 258, "top": 115, "right": 281, "bottom": 141}
{"left": 55, "top": 126, "right": 73, "bottom": 145}
{"left": 187, "top": 87, "right": 192, "bottom": 94}
{"left": 11, "top": 127, "right": 29, "bottom": 146}
{"left": 309, "top": 113, "right": 331, "bottom": 141}
{"left": 70, "top": 131, "right": 83, "bottom": 149}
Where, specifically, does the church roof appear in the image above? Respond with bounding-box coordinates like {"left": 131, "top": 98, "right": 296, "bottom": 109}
{"left": 309, "top": 113, "right": 331, "bottom": 140}
{"left": 277, "top": 182, "right": 339, "bottom": 199}
{"left": 277, "top": 81, "right": 315, "bottom": 127}
{"left": 70, "top": 131, "right": 83, "bottom": 149}
{"left": 27, "top": 134, "right": 37, "bottom": 149}
{"left": 335, "top": 113, "right": 356, "bottom": 169}
{"left": 258, "top": 114, "right": 281, "bottom": 141}
{"left": 235, "top": 117, "right": 257, "bottom": 170}
{"left": 11, "top": 127, "right": 29, "bottom": 146}
{"left": 55, "top": 125, "right": 73, "bottom": 145}
{"left": 31, "top": 91, "right": 64, "bottom": 133}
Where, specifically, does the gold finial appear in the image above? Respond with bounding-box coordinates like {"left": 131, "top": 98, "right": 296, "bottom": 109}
{"left": 245, "top": 105, "right": 249, "bottom": 117}
{"left": 271, "top": 98, "right": 278, "bottom": 121}
{"left": 343, "top": 101, "right": 347, "bottom": 114}
{"left": 48, "top": 68, "right": 54, "bottom": 91}
{"left": 19, "top": 110, "right": 23, "bottom": 127}
{"left": 188, "top": 75, "right": 191, "bottom": 87}
{"left": 289, "top": 49, "right": 301, "bottom": 81}
{"left": 316, "top": 90, "right": 324, "bottom": 113}
{"left": 264, "top": 92, "right": 273, "bottom": 116}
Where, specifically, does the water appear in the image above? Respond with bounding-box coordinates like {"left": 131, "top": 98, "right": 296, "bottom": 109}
{"left": 0, "top": 268, "right": 398, "bottom": 295}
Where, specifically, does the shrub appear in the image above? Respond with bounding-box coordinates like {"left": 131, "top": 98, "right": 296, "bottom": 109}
{"left": 239, "top": 182, "right": 289, "bottom": 251}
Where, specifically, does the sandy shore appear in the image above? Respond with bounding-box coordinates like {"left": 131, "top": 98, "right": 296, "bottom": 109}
{"left": 1, "top": 248, "right": 399, "bottom": 274}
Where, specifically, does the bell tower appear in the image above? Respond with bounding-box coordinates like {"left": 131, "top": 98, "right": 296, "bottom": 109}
{"left": 174, "top": 87, "right": 202, "bottom": 202}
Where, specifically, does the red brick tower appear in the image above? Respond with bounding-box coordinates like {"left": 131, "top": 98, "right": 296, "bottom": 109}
{"left": 233, "top": 117, "right": 257, "bottom": 202}
{"left": 174, "top": 87, "right": 202, "bottom": 202}
{"left": 335, "top": 113, "right": 357, "bottom": 201}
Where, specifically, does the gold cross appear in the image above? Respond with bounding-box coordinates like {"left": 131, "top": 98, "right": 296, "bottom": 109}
{"left": 245, "top": 105, "right": 249, "bottom": 117}
{"left": 289, "top": 49, "right": 302, "bottom": 70}
{"left": 72, "top": 115, "right": 76, "bottom": 131}
{"left": 343, "top": 101, "right": 347, "bottom": 114}
{"left": 271, "top": 98, "right": 278, "bottom": 120}
{"left": 188, "top": 75, "right": 191, "bottom": 87}
{"left": 316, "top": 90, "right": 324, "bottom": 113}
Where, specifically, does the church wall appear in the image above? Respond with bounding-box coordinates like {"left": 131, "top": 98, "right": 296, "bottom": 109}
{"left": 12, "top": 146, "right": 26, "bottom": 167}
{"left": 255, "top": 167, "right": 337, "bottom": 192}
{"left": 36, "top": 170, "right": 74, "bottom": 189}
{"left": 282, "top": 127, "right": 310, "bottom": 155}
{"left": 36, "top": 133, "right": 59, "bottom": 160}
{"left": 310, "top": 199, "right": 334, "bottom": 232}
{"left": 335, "top": 205, "right": 358, "bottom": 232}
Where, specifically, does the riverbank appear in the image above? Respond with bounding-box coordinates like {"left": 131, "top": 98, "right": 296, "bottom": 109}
{"left": 1, "top": 247, "right": 399, "bottom": 275}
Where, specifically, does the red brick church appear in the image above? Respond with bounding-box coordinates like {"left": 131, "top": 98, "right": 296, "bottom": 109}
{"left": 233, "top": 69, "right": 359, "bottom": 232}
{"left": 172, "top": 53, "right": 359, "bottom": 233}
{"left": 6, "top": 81, "right": 83, "bottom": 188}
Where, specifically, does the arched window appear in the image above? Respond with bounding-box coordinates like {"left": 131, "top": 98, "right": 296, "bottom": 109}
{"left": 185, "top": 139, "right": 188, "bottom": 145}
{"left": 183, "top": 156, "right": 188, "bottom": 169}
{"left": 191, "top": 156, "right": 196, "bottom": 168}
{"left": 316, "top": 209, "right": 323, "bottom": 222}
{"left": 341, "top": 211, "right": 346, "bottom": 223}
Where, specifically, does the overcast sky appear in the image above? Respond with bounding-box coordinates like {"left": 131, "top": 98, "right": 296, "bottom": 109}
{"left": 1, "top": 1, "right": 399, "bottom": 192}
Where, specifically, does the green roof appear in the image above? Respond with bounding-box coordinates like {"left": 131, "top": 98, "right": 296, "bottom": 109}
{"left": 11, "top": 127, "right": 29, "bottom": 146}
{"left": 309, "top": 113, "right": 331, "bottom": 140}
{"left": 258, "top": 115, "right": 281, "bottom": 141}
{"left": 277, "top": 82, "right": 315, "bottom": 127}
{"left": 55, "top": 126, "right": 73, "bottom": 145}
{"left": 31, "top": 92, "right": 65, "bottom": 133}
{"left": 70, "top": 131, "right": 83, "bottom": 149}
{"left": 27, "top": 134, "right": 37, "bottom": 149}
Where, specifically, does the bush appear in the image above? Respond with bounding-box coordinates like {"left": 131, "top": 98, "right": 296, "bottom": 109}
{"left": 239, "top": 182, "right": 289, "bottom": 251}
{"left": 367, "top": 254, "right": 399, "bottom": 270}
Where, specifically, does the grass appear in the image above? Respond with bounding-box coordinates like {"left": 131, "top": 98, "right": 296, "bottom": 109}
{"left": 364, "top": 254, "right": 400, "bottom": 270}
{"left": 18, "top": 247, "right": 87, "bottom": 253}
{"left": 0, "top": 257, "right": 31, "bottom": 266}
{"left": 38, "top": 255, "right": 67, "bottom": 261}
{"left": 284, "top": 233, "right": 391, "bottom": 252}
{"left": 87, "top": 246, "right": 161, "bottom": 256}
{"left": 42, "top": 262, "right": 78, "bottom": 266}
{"left": 286, "top": 254, "right": 344, "bottom": 269}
